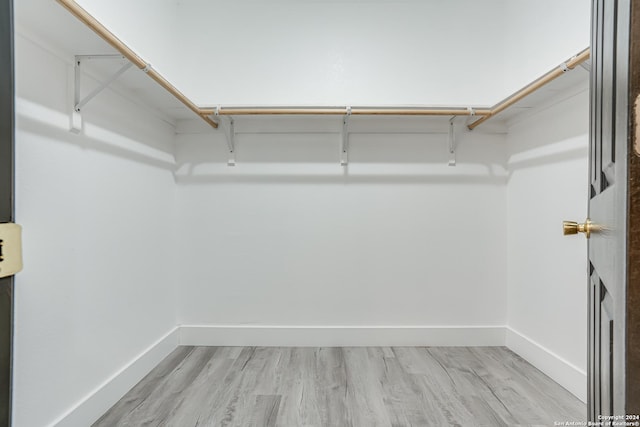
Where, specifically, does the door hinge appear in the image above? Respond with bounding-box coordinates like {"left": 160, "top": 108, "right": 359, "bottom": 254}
{"left": 0, "top": 223, "right": 23, "bottom": 278}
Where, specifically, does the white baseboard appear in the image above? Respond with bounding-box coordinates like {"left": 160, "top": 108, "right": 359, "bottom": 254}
{"left": 51, "top": 327, "right": 179, "bottom": 427}
{"left": 506, "top": 327, "right": 587, "bottom": 403}
{"left": 178, "top": 324, "right": 507, "bottom": 347}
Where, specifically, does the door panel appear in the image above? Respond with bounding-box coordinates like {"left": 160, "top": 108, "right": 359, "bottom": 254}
{"left": 600, "top": 0, "right": 616, "bottom": 191}
{"left": 589, "top": 266, "right": 601, "bottom": 417}
{"left": 600, "top": 286, "right": 614, "bottom": 417}
{"left": 589, "top": 0, "right": 630, "bottom": 419}
{"left": 589, "top": 264, "right": 616, "bottom": 418}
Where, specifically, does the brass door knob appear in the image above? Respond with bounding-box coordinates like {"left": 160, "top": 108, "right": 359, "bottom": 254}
{"left": 563, "top": 219, "right": 594, "bottom": 238}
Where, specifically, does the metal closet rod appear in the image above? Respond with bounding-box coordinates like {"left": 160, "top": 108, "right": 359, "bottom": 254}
{"left": 58, "top": 0, "right": 588, "bottom": 130}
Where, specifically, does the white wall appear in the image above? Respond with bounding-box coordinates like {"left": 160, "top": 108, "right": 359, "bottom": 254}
{"left": 503, "top": 0, "right": 591, "bottom": 98}
{"left": 174, "top": 118, "right": 508, "bottom": 335}
{"left": 172, "top": 0, "right": 507, "bottom": 106}
{"left": 12, "top": 31, "right": 179, "bottom": 427}
{"left": 505, "top": 87, "right": 589, "bottom": 400}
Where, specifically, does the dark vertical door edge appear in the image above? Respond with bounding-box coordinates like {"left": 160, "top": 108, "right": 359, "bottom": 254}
{"left": 0, "top": 0, "right": 14, "bottom": 425}
{"left": 626, "top": 0, "right": 640, "bottom": 414}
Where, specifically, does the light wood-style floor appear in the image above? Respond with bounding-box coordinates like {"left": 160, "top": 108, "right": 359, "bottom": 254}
{"left": 94, "top": 346, "right": 585, "bottom": 427}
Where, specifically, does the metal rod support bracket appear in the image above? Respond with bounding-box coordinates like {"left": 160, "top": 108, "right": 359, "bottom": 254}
{"left": 72, "top": 54, "right": 132, "bottom": 132}
{"left": 218, "top": 112, "right": 236, "bottom": 166}
{"left": 448, "top": 117, "right": 457, "bottom": 166}
{"left": 341, "top": 107, "right": 352, "bottom": 166}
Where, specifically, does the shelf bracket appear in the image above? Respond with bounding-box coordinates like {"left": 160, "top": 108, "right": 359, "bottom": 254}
{"left": 217, "top": 108, "right": 236, "bottom": 166}
{"left": 448, "top": 116, "right": 457, "bottom": 166}
{"left": 72, "top": 55, "right": 132, "bottom": 133}
{"left": 341, "top": 107, "right": 352, "bottom": 166}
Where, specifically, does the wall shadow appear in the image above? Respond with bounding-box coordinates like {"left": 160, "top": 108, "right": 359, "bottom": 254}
{"left": 16, "top": 100, "right": 177, "bottom": 172}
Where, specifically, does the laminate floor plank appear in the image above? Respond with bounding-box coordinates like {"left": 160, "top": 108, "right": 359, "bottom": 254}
{"left": 488, "top": 347, "right": 585, "bottom": 420}
{"left": 344, "top": 347, "right": 394, "bottom": 427}
{"left": 394, "top": 348, "right": 478, "bottom": 425}
{"left": 277, "top": 348, "right": 327, "bottom": 427}
{"left": 95, "top": 346, "right": 586, "bottom": 427}
{"left": 115, "top": 346, "right": 217, "bottom": 427}
{"left": 92, "top": 346, "right": 196, "bottom": 427}
{"left": 251, "top": 395, "right": 282, "bottom": 427}
{"left": 369, "top": 349, "right": 436, "bottom": 426}
{"left": 465, "top": 347, "right": 558, "bottom": 425}
{"left": 470, "top": 347, "right": 584, "bottom": 422}
{"left": 201, "top": 347, "right": 268, "bottom": 427}
{"left": 312, "top": 348, "right": 350, "bottom": 427}
{"left": 427, "top": 347, "right": 516, "bottom": 426}
{"left": 158, "top": 352, "right": 238, "bottom": 426}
